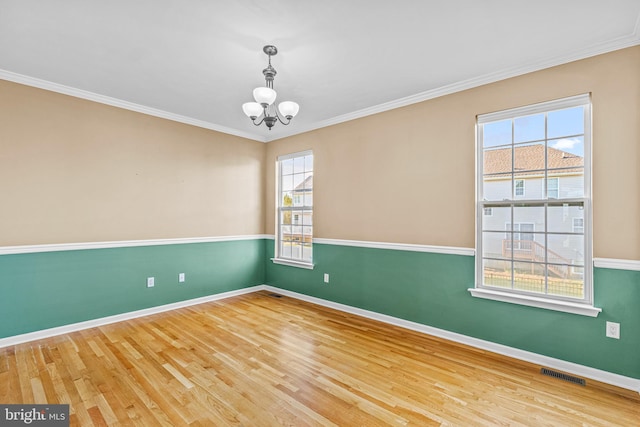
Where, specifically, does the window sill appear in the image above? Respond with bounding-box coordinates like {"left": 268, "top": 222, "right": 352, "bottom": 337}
{"left": 271, "top": 258, "right": 315, "bottom": 270}
{"left": 468, "top": 288, "right": 601, "bottom": 317}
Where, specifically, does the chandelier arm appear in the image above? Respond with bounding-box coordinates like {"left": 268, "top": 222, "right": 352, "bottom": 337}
{"left": 251, "top": 115, "right": 267, "bottom": 127}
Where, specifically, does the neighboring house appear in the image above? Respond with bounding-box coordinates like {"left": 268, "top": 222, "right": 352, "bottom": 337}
{"left": 282, "top": 174, "right": 313, "bottom": 244}
{"left": 483, "top": 145, "right": 584, "bottom": 279}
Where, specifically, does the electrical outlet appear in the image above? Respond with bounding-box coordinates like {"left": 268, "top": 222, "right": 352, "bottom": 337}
{"left": 147, "top": 277, "right": 155, "bottom": 288}
{"left": 606, "top": 321, "right": 620, "bottom": 339}
{"left": 324, "top": 273, "right": 329, "bottom": 283}
{"left": 178, "top": 273, "right": 185, "bottom": 283}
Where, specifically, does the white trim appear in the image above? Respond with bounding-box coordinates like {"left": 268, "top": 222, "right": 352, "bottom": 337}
{"left": 267, "top": 235, "right": 640, "bottom": 272}
{"left": 594, "top": 258, "right": 640, "bottom": 271}
{"left": 313, "top": 237, "right": 475, "bottom": 256}
{"left": 0, "top": 286, "right": 264, "bottom": 349}
{"left": 277, "top": 149, "right": 313, "bottom": 161}
{"left": 271, "top": 258, "right": 315, "bottom": 270}
{"left": 0, "top": 69, "right": 267, "bottom": 143}
{"left": 477, "top": 93, "right": 591, "bottom": 123}
{"left": 0, "top": 235, "right": 271, "bottom": 255}
{"left": 468, "top": 288, "right": 601, "bottom": 317}
{"left": 263, "top": 285, "right": 639, "bottom": 393}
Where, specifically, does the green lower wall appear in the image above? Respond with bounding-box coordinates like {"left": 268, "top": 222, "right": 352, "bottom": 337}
{"left": 3, "top": 238, "right": 638, "bottom": 380}
{"left": 0, "top": 239, "right": 265, "bottom": 339}
{"left": 266, "top": 242, "right": 640, "bottom": 380}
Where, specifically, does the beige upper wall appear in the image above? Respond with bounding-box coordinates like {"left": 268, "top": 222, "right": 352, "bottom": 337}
{"left": 0, "top": 80, "right": 265, "bottom": 246}
{"left": 266, "top": 46, "right": 640, "bottom": 260}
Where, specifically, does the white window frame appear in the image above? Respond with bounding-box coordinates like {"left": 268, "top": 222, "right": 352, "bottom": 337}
{"left": 470, "top": 94, "right": 600, "bottom": 317}
{"left": 272, "top": 150, "right": 314, "bottom": 270}
{"left": 514, "top": 179, "right": 525, "bottom": 197}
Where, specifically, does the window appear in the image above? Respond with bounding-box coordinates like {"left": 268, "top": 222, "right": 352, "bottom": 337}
{"left": 274, "top": 150, "right": 313, "bottom": 268}
{"left": 474, "top": 94, "right": 594, "bottom": 313}
{"left": 483, "top": 208, "right": 493, "bottom": 216}
{"left": 515, "top": 179, "right": 525, "bottom": 197}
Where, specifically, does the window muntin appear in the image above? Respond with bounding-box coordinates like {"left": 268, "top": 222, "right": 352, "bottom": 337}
{"left": 477, "top": 94, "right": 591, "bottom": 304}
{"left": 276, "top": 151, "right": 313, "bottom": 265}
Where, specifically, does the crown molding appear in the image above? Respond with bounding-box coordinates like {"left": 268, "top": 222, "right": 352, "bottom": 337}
{"left": 0, "top": 69, "right": 267, "bottom": 143}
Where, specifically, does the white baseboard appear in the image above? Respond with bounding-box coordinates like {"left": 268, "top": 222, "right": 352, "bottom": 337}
{"left": 263, "top": 285, "right": 640, "bottom": 394}
{"left": 0, "top": 286, "right": 264, "bottom": 348}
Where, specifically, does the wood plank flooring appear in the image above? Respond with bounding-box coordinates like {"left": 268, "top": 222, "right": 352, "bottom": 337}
{"left": 0, "top": 290, "right": 638, "bottom": 426}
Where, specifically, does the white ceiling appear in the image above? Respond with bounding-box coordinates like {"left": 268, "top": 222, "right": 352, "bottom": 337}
{"left": 1, "top": 1, "right": 639, "bottom": 142}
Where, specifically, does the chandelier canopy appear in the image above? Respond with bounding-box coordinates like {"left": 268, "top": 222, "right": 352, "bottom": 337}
{"left": 242, "top": 45, "right": 299, "bottom": 130}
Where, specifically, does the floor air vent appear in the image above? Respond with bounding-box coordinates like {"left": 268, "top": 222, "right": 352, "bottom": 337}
{"left": 540, "top": 368, "right": 586, "bottom": 386}
{"left": 268, "top": 293, "right": 282, "bottom": 298}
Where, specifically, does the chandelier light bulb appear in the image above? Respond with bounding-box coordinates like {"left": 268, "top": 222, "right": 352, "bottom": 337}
{"left": 253, "top": 87, "right": 277, "bottom": 106}
{"left": 242, "top": 102, "right": 263, "bottom": 119}
{"left": 278, "top": 101, "right": 300, "bottom": 119}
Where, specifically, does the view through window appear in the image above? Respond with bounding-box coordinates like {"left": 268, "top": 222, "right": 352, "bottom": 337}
{"left": 276, "top": 151, "right": 313, "bottom": 265}
{"left": 477, "top": 95, "right": 591, "bottom": 303}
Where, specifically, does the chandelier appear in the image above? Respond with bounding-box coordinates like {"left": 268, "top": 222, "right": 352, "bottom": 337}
{"left": 242, "top": 45, "right": 299, "bottom": 130}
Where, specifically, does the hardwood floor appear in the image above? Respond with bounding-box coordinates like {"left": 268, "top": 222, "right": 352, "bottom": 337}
{"left": 0, "top": 291, "right": 638, "bottom": 426}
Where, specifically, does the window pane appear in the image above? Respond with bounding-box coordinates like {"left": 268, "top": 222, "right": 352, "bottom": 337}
{"left": 512, "top": 230, "right": 544, "bottom": 263}
{"left": 483, "top": 231, "right": 510, "bottom": 260}
{"left": 302, "top": 210, "right": 313, "bottom": 226}
{"left": 281, "top": 175, "right": 294, "bottom": 192}
{"left": 483, "top": 173, "right": 512, "bottom": 201}
{"left": 514, "top": 142, "right": 545, "bottom": 173}
{"left": 513, "top": 262, "right": 545, "bottom": 294}
{"left": 548, "top": 234, "right": 584, "bottom": 266}
{"left": 514, "top": 113, "right": 545, "bottom": 143}
{"left": 293, "top": 173, "right": 306, "bottom": 190}
{"left": 281, "top": 240, "right": 292, "bottom": 258}
{"left": 281, "top": 159, "right": 294, "bottom": 175}
{"left": 483, "top": 259, "right": 512, "bottom": 289}
{"left": 483, "top": 146, "right": 512, "bottom": 176}
{"left": 482, "top": 206, "right": 510, "bottom": 231}
{"left": 548, "top": 273, "right": 584, "bottom": 299}
{"left": 548, "top": 136, "right": 584, "bottom": 164}
{"left": 302, "top": 243, "right": 313, "bottom": 262}
{"left": 293, "top": 156, "right": 305, "bottom": 173}
{"left": 281, "top": 192, "right": 293, "bottom": 208}
{"left": 548, "top": 106, "right": 584, "bottom": 139}
{"left": 548, "top": 203, "right": 584, "bottom": 233}
{"left": 513, "top": 206, "right": 544, "bottom": 230}
{"left": 483, "top": 119, "right": 512, "bottom": 147}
